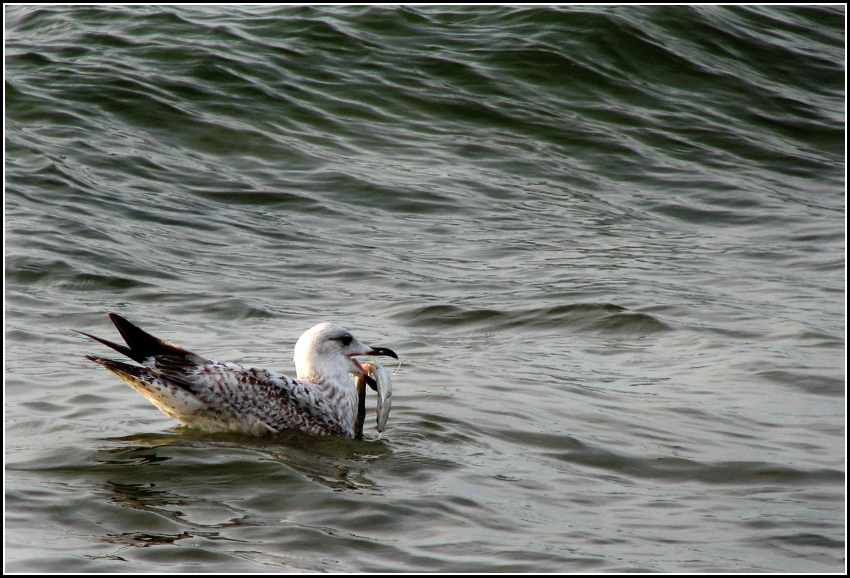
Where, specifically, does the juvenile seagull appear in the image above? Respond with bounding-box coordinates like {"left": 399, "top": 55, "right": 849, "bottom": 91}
{"left": 79, "top": 313, "right": 398, "bottom": 437}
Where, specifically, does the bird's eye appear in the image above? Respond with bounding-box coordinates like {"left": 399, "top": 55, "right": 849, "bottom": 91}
{"left": 339, "top": 334, "right": 353, "bottom": 346}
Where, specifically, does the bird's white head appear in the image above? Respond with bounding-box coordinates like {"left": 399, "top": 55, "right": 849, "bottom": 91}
{"left": 293, "top": 322, "right": 397, "bottom": 386}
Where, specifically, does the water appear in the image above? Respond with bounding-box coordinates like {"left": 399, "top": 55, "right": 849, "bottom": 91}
{"left": 4, "top": 4, "right": 845, "bottom": 572}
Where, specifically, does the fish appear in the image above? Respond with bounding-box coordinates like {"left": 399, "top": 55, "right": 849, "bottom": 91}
{"left": 365, "top": 361, "right": 393, "bottom": 433}
{"left": 353, "top": 361, "right": 394, "bottom": 439}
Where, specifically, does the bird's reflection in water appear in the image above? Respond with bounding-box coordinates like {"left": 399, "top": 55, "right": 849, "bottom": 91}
{"left": 97, "top": 427, "right": 394, "bottom": 493}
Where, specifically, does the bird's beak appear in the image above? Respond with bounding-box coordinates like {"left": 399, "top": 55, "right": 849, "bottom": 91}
{"left": 368, "top": 346, "right": 398, "bottom": 360}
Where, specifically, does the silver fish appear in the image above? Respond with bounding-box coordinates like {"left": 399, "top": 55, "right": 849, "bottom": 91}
{"left": 363, "top": 361, "right": 392, "bottom": 433}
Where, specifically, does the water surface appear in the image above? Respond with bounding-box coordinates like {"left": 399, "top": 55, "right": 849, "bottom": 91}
{"left": 5, "top": 4, "right": 845, "bottom": 572}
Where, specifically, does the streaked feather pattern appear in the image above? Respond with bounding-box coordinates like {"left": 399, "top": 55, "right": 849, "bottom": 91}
{"left": 80, "top": 313, "right": 397, "bottom": 438}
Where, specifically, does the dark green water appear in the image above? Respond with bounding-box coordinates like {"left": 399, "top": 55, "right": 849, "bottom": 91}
{"left": 5, "top": 5, "right": 845, "bottom": 572}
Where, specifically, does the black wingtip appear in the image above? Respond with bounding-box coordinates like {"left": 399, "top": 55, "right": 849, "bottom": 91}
{"left": 79, "top": 313, "right": 192, "bottom": 364}
{"left": 84, "top": 354, "right": 148, "bottom": 380}
{"left": 108, "top": 312, "right": 129, "bottom": 325}
{"left": 108, "top": 313, "right": 189, "bottom": 359}
{"left": 76, "top": 330, "right": 140, "bottom": 362}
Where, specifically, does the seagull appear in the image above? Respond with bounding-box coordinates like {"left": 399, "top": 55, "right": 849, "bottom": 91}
{"left": 78, "top": 313, "right": 398, "bottom": 438}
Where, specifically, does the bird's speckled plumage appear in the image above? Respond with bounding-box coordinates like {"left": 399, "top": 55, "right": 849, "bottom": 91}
{"left": 79, "top": 313, "right": 398, "bottom": 438}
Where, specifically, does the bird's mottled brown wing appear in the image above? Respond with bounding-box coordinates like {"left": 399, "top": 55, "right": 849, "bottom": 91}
{"left": 149, "top": 356, "right": 352, "bottom": 437}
